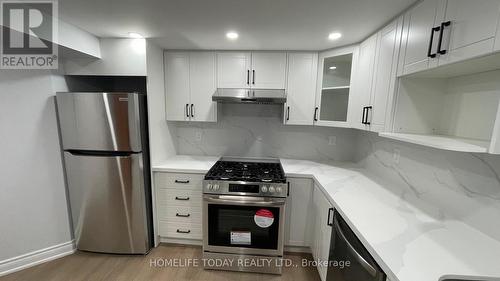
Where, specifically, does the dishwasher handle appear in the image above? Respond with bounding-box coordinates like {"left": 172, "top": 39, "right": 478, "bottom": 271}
{"left": 334, "top": 217, "right": 378, "bottom": 277}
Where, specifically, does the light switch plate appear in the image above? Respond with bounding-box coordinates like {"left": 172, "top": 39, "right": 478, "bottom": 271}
{"left": 328, "top": 136, "right": 337, "bottom": 146}
{"left": 195, "top": 131, "right": 202, "bottom": 142}
{"left": 393, "top": 149, "right": 400, "bottom": 164}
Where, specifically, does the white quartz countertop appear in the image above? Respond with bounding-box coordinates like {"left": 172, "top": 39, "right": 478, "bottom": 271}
{"left": 153, "top": 156, "right": 500, "bottom": 281}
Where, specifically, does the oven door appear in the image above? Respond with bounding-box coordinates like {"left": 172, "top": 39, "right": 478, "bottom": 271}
{"left": 203, "top": 194, "right": 285, "bottom": 257}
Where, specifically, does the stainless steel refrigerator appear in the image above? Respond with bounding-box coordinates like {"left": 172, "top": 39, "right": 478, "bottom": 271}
{"left": 56, "top": 92, "right": 153, "bottom": 254}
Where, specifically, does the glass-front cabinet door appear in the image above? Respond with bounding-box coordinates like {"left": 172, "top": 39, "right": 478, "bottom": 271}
{"left": 314, "top": 46, "right": 358, "bottom": 127}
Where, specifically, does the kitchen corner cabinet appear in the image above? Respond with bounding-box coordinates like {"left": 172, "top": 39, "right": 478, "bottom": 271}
{"left": 284, "top": 53, "right": 318, "bottom": 126}
{"left": 164, "top": 51, "right": 217, "bottom": 122}
{"left": 314, "top": 46, "right": 358, "bottom": 128}
{"left": 311, "top": 184, "right": 334, "bottom": 281}
{"left": 216, "top": 52, "right": 287, "bottom": 89}
{"left": 284, "top": 177, "right": 313, "bottom": 247}
{"left": 351, "top": 18, "right": 403, "bottom": 132}
{"left": 398, "top": 0, "right": 500, "bottom": 76}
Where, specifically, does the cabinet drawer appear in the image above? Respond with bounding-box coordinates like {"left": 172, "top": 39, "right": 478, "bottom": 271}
{"left": 157, "top": 205, "right": 202, "bottom": 223}
{"left": 156, "top": 189, "right": 202, "bottom": 207}
{"left": 158, "top": 221, "right": 202, "bottom": 240}
{"left": 155, "top": 172, "right": 204, "bottom": 189}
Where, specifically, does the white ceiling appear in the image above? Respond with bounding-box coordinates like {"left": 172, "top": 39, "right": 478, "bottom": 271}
{"left": 59, "top": 0, "right": 418, "bottom": 51}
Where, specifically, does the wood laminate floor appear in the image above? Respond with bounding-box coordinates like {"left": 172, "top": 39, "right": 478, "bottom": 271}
{"left": 1, "top": 244, "right": 321, "bottom": 281}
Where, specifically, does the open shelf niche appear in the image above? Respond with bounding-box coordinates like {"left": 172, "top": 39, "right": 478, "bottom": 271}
{"left": 382, "top": 69, "right": 500, "bottom": 154}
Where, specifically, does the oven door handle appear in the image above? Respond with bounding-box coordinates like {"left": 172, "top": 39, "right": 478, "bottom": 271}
{"left": 334, "top": 218, "right": 378, "bottom": 277}
{"left": 203, "top": 195, "right": 286, "bottom": 206}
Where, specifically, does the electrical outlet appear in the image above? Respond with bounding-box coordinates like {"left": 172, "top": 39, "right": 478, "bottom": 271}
{"left": 393, "top": 149, "right": 400, "bottom": 164}
{"left": 195, "top": 131, "right": 202, "bottom": 142}
{"left": 328, "top": 136, "right": 337, "bottom": 146}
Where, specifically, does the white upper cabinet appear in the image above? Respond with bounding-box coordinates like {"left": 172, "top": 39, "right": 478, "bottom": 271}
{"left": 315, "top": 46, "right": 358, "bottom": 128}
{"left": 217, "top": 52, "right": 287, "bottom": 89}
{"left": 189, "top": 52, "right": 217, "bottom": 122}
{"left": 284, "top": 53, "right": 318, "bottom": 126}
{"left": 350, "top": 34, "right": 377, "bottom": 131}
{"left": 398, "top": 0, "right": 441, "bottom": 76}
{"left": 165, "top": 51, "right": 217, "bottom": 122}
{"left": 165, "top": 52, "right": 191, "bottom": 121}
{"left": 438, "top": 0, "right": 500, "bottom": 66}
{"left": 398, "top": 0, "right": 500, "bottom": 76}
{"left": 251, "top": 52, "right": 287, "bottom": 89}
{"left": 351, "top": 18, "right": 402, "bottom": 132}
{"left": 216, "top": 52, "right": 251, "bottom": 88}
{"left": 369, "top": 18, "right": 403, "bottom": 132}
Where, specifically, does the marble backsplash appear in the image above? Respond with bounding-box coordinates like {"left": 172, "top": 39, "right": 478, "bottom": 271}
{"left": 169, "top": 103, "right": 356, "bottom": 162}
{"left": 354, "top": 130, "right": 500, "bottom": 242}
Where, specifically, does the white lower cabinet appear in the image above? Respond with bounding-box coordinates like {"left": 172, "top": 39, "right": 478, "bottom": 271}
{"left": 284, "top": 177, "right": 313, "bottom": 247}
{"left": 154, "top": 172, "right": 203, "bottom": 242}
{"left": 310, "top": 184, "right": 334, "bottom": 281}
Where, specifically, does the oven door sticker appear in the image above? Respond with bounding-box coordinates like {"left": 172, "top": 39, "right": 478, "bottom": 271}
{"left": 254, "top": 209, "right": 274, "bottom": 228}
{"left": 230, "top": 231, "right": 251, "bottom": 245}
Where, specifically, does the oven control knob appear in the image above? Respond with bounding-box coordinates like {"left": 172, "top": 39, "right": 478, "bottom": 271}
{"left": 276, "top": 187, "right": 282, "bottom": 193}
{"left": 261, "top": 186, "right": 268, "bottom": 193}
{"left": 269, "top": 186, "right": 275, "bottom": 193}
{"left": 214, "top": 184, "right": 220, "bottom": 191}
{"left": 207, "top": 184, "right": 213, "bottom": 190}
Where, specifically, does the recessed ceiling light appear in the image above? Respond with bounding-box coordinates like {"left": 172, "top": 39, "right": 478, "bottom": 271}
{"left": 226, "top": 31, "right": 239, "bottom": 40}
{"left": 328, "top": 32, "right": 342, "bottom": 41}
{"left": 128, "top": 32, "right": 143, "bottom": 39}
{"left": 329, "top": 66, "right": 337, "bottom": 70}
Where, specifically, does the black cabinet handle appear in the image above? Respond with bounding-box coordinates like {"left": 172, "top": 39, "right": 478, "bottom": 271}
{"left": 175, "top": 179, "right": 190, "bottom": 184}
{"left": 362, "top": 107, "right": 367, "bottom": 124}
{"left": 247, "top": 70, "right": 250, "bottom": 85}
{"left": 176, "top": 229, "right": 191, "bottom": 234}
{"left": 327, "top": 208, "right": 334, "bottom": 226}
{"left": 437, "top": 21, "right": 451, "bottom": 55}
{"left": 252, "top": 70, "right": 255, "bottom": 85}
{"left": 286, "top": 106, "right": 290, "bottom": 121}
{"left": 175, "top": 196, "right": 190, "bottom": 201}
{"left": 190, "top": 104, "right": 194, "bottom": 118}
{"left": 186, "top": 104, "right": 190, "bottom": 118}
{"left": 427, "top": 26, "right": 440, "bottom": 58}
{"left": 365, "top": 106, "right": 372, "bottom": 125}
{"left": 314, "top": 107, "right": 319, "bottom": 121}
{"left": 176, "top": 213, "right": 191, "bottom": 218}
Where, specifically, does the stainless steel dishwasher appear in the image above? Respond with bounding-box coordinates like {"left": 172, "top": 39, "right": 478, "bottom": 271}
{"left": 327, "top": 211, "right": 386, "bottom": 281}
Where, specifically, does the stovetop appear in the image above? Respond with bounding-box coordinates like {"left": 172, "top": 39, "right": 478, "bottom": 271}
{"left": 204, "top": 157, "right": 286, "bottom": 183}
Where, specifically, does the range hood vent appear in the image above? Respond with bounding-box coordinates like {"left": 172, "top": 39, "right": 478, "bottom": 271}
{"left": 212, "top": 89, "right": 286, "bottom": 104}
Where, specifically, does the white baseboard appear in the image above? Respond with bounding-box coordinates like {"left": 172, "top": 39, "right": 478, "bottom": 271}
{"left": 0, "top": 240, "right": 76, "bottom": 277}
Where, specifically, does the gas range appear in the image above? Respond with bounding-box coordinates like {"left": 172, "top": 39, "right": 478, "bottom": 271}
{"left": 203, "top": 157, "right": 288, "bottom": 197}
{"left": 202, "top": 157, "right": 288, "bottom": 274}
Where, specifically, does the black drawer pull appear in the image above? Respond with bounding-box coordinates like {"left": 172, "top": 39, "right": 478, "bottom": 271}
{"left": 175, "top": 196, "right": 190, "bottom": 201}
{"left": 176, "top": 213, "right": 191, "bottom": 217}
{"left": 176, "top": 229, "right": 191, "bottom": 234}
{"left": 175, "top": 180, "right": 190, "bottom": 184}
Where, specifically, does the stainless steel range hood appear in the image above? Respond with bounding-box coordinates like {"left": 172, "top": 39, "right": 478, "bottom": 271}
{"left": 212, "top": 89, "right": 286, "bottom": 104}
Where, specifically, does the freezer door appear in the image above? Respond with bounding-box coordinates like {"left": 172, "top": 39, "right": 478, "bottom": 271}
{"left": 56, "top": 92, "right": 142, "bottom": 152}
{"left": 64, "top": 151, "right": 150, "bottom": 254}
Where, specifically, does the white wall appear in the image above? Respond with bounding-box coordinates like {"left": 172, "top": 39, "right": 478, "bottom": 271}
{"left": 146, "top": 40, "right": 177, "bottom": 164}
{"left": 64, "top": 39, "right": 147, "bottom": 76}
{"left": 0, "top": 70, "right": 72, "bottom": 263}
